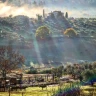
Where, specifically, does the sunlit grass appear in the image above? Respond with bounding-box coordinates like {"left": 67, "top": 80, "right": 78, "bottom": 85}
{"left": 0, "top": 85, "right": 59, "bottom": 96}
{"left": 0, "top": 83, "right": 96, "bottom": 96}
{"left": 80, "top": 85, "right": 96, "bottom": 95}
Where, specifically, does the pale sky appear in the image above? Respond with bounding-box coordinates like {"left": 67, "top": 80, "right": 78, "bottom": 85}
{"left": 0, "top": 2, "right": 96, "bottom": 18}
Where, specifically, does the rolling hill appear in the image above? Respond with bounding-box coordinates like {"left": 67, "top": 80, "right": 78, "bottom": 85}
{"left": 0, "top": 11, "right": 96, "bottom": 66}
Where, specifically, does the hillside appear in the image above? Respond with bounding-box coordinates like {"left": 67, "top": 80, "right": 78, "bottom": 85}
{"left": 0, "top": 11, "right": 96, "bottom": 66}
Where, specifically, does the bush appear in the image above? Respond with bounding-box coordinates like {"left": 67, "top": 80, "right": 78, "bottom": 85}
{"left": 64, "top": 28, "right": 77, "bottom": 37}
{"left": 39, "top": 69, "right": 51, "bottom": 74}
{"left": 27, "top": 70, "right": 37, "bottom": 74}
{"left": 35, "top": 26, "right": 50, "bottom": 40}
{"left": 82, "top": 69, "right": 94, "bottom": 81}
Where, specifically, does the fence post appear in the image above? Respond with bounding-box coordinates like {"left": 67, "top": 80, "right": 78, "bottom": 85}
{"left": 9, "top": 86, "right": 10, "bottom": 96}
{"left": 22, "top": 92, "right": 23, "bottom": 96}
{"left": 8, "top": 80, "right": 11, "bottom": 96}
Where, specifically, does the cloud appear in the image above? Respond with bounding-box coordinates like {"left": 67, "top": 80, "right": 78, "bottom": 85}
{"left": 0, "top": 2, "right": 44, "bottom": 18}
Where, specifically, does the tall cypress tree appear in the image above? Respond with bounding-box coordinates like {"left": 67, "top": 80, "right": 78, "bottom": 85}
{"left": 43, "top": 9, "right": 45, "bottom": 19}
{"left": 65, "top": 12, "right": 68, "bottom": 18}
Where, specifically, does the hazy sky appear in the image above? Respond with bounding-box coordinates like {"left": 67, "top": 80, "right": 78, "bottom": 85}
{"left": 0, "top": 1, "right": 96, "bottom": 18}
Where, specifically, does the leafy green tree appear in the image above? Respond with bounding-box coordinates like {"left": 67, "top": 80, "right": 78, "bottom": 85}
{"left": 51, "top": 66, "right": 64, "bottom": 78}
{"left": 82, "top": 69, "right": 94, "bottom": 81}
{"left": 36, "top": 26, "right": 50, "bottom": 40}
{"left": 84, "top": 63, "right": 89, "bottom": 69}
{"left": 51, "top": 68, "right": 57, "bottom": 77}
{"left": 92, "top": 62, "right": 96, "bottom": 68}
{"left": 58, "top": 66, "right": 64, "bottom": 75}
{"left": 27, "top": 70, "right": 37, "bottom": 74}
{"left": 93, "top": 69, "right": 96, "bottom": 74}
{"left": 39, "top": 69, "right": 51, "bottom": 74}
{"left": 88, "top": 64, "right": 93, "bottom": 70}
{"left": 65, "top": 64, "right": 72, "bottom": 74}
{"left": 64, "top": 28, "right": 77, "bottom": 37}
{"left": 27, "top": 66, "right": 37, "bottom": 74}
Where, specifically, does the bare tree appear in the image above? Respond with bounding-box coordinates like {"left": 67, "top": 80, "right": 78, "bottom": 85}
{"left": 0, "top": 46, "right": 25, "bottom": 78}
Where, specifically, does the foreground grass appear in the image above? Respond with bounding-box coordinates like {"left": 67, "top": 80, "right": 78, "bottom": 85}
{"left": 0, "top": 84, "right": 96, "bottom": 96}
{"left": 80, "top": 85, "right": 96, "bottom": 96}
{"left": 0, "top": 85, "right": 59, "bottom": 96}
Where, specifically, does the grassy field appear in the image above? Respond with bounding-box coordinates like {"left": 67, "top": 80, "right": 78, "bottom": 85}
{"left": 0, "top": 84, "right": 96, "bottom": 96}
{"left": 80, "top": 85, "right": 96, "bottom": 96}
{"left": 0, "top": 85, "right": 59, "bottom": 96}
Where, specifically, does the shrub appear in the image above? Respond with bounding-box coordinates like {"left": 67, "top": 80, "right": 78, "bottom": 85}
{"left": 35, "top": 26, "right": 50, "bottom": 40}
{"left": 64, "top": 28, "right": 77, "bottom": 37}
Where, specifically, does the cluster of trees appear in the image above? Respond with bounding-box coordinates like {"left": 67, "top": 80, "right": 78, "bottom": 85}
{"left": 64, "top": 62, "right": 96, "bottom": 83}
{"left": 27, "top": 62, "right": 96, "bottom": 84}
{"left": 70, "top": 18, "right": 96, "bottom": 37}
{"left": 54, "top": 62, "right": 96, "bottom": 96}
{"left": 0, "top": 15, "right": 31, "bottom": 46}
{"left": 0, "top": 15, "right": 30, "bottom": 32}
{"left": 27, "top": 66, "right": 64, "bottom": 78}
{"left": 51, "top": 66, "right": 64, "bottom": 78}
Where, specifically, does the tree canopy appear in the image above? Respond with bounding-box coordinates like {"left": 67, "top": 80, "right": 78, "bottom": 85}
{"left": 35, "top": 26, "right": 50, "bottom": 40}
{"left": 82, "top": 69, "right": 95, "bottom": 81}
{"left": 64, "top": 28, "right": 77, "bottom": 37}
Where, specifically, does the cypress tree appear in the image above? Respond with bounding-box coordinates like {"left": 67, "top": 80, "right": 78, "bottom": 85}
{"left": 65, "top": 12, "right": 68, "bottom": 18}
